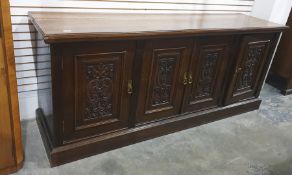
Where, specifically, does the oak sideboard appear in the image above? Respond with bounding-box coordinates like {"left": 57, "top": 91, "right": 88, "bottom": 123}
{"left": 29, "top": 12, "right": 286, "bottom": 166}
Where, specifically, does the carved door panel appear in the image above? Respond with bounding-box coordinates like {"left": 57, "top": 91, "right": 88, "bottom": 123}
{"left": 182, "top": 36, "right": 233, "bottom": 112}
{"left": 61, "top": 41, "right": 135, "bottom": 142}
{"left": 135, "top": 38, "right": 193, "bottom": 124}
{"left": 225, "top": 34, "right": 275, "bottom": 104}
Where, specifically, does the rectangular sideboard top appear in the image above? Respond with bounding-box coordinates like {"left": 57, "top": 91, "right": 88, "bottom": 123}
{"left": 28, "top": 12, "right": 287, "bottom": 43}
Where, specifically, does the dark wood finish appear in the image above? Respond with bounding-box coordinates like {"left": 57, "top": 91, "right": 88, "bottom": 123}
{"left": 30, "top": 12, "right": 285, "bottom": 167}
{"left": 28, "top": 12, "right": 287, "bottom": 43}
{"left": 135, "top": 38, "right": 192, "bottom": 124}
{"left": 225, "top": 34, "right": 276, "bottom": 104}
{"left": 0, "top": 0, "right": 24, "bottom": 174}
{"left": 182, "top": 36, "right": 234, "bottom": 112}
{"left": 61, "top": 41, "right": 135, "bottom": 142}
{"left": 37, "top": 98, "right": 261, "bottom": 167}
{"left": 267, "top": 8, "right": 292, "bottom": 95}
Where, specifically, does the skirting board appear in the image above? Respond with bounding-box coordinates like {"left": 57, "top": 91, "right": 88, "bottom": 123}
{"left": 37, "top": 98, "right": 261, "bottom": 167}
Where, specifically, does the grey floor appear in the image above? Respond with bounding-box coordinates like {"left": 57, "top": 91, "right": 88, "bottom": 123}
{"left": 13, "top": 84, "right": 292, "bottom": 175}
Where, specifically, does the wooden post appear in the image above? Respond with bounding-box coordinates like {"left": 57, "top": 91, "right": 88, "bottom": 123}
{"left": 0, "top": 0, "right": 24, "bottom": 174}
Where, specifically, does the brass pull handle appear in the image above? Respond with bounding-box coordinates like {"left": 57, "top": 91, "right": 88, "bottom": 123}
{"left": 183, "top": 72, "right": 188, "bottom": 85}
{"left": 188, "top": 72, "right": 193, "bottom": 84}
{"left": 127, "top": 80, "right": 133, "bottom": 94}
{"left": 235, "top": 67, "right": 242, "bottom": 74}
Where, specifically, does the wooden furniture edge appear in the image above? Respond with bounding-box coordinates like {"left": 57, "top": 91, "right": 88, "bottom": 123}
{"left": 0, "top": 0, "right": 24, "bottom": 173}
{"left": 0, "top": 161, "right": 24, "bottom": 175}
{"left": 36, "top": 28, "right": 289, "bottom": 44}
{"left": 267, "top": 9, "right": 292, "bottom": 96}
{"left": 282, "top": 89, "right": 292, "bottom": 95}
{"left": 266, "top": 73, "right": 292, "bottom": 95}
{"left": 37, "top": 98, "right": 261, "bottom": 167}
{"left": 36, "top": 109, "right": 54, "bottom": 165}
{"left": 27, "top": 12, "right": 288, "bottom": 44}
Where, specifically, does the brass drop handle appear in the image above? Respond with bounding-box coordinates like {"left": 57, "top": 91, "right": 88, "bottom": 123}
{"left": 183, "top": 72, "right": 188, "bottom": 85}
{"left": 235, "top": 67, "right": 242, "bottom": 74}
{"left": 127, "top": 80, "right": 133, "bottom": 94}
{"left": 188, "top": 72, "right": 193, "bottom": 84}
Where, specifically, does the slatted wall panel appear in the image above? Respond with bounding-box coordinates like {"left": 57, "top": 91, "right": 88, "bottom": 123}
{"left": 9, "top": 0, "right": 255, "bottom": 119}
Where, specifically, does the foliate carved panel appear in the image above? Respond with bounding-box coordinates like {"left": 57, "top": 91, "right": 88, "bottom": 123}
{"left": 236, "top": 44, "right": 265, "bottom": 90}
{"left": 151, "top": 57, "right": 177, "bottom": 106}
{"left": 83, "top": 63, "right": 114, "bottom": 120}
{"left": 192, "top": 51, "right": 220, "bottom": 100}
{"left": 140, "top": 44, "right": 188, "bottom": 119}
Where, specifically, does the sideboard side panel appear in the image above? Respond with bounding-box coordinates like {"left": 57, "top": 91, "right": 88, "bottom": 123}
{"left": 36, "top": 33, "right": 56, "bottom": 144}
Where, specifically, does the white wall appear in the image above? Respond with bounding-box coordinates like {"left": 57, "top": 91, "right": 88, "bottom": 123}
{"left": 251, "top": 0, "right": 292, "bottom": 24}
{"left": 10, "top": 0, "right": 256, "bottom": 120}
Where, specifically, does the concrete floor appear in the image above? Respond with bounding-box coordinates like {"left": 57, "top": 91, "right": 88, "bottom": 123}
{"left": 13, "top": 84, "right": 292, "bottom": 175}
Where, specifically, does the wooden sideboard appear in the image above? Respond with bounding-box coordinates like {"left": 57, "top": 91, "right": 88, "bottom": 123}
{"left": 0, "top": 0, "right": 24, "bottom": 174}
{"left": 29, "top": 12, "right": 286, "bottom": 167}
{"left": 267, "top": 8, "right": 292, "bottom": 95}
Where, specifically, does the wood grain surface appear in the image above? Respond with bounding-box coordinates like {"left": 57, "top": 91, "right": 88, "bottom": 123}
{"left": 29, "top": 12, "right": 287, "bottom": 43}
{"left": 0, "top": 0, "right": 24, "bottom": 174}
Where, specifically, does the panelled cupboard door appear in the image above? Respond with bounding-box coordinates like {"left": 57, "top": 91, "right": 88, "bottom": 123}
{"left": 61, "top": 41, "right": 135, "bottom": 142}
{"left": 225, "top": 34, "right": 274, "bottom": 104}
{"left": 135, "top": 38, "right": 193, "bottom": 124}
{"left": 182, "top": 36, "right": 233, "bottom": 112}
